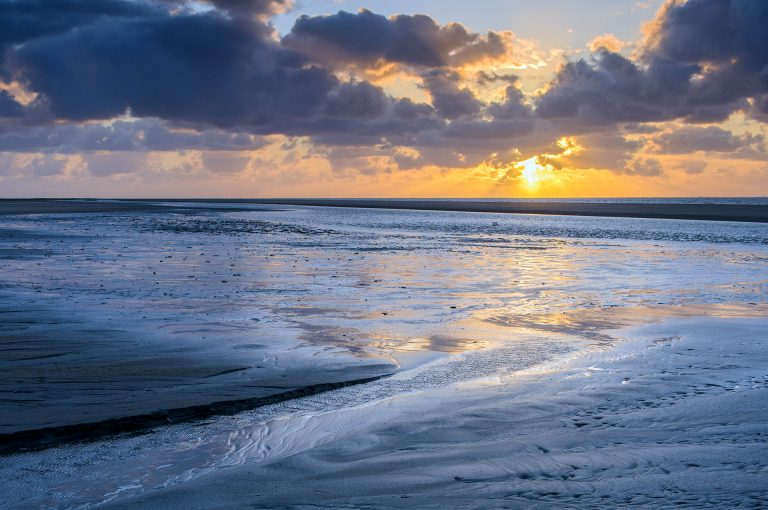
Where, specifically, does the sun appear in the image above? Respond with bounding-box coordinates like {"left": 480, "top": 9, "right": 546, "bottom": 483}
{"left": 517, "top": 157, "right": 542, "bottom": 187}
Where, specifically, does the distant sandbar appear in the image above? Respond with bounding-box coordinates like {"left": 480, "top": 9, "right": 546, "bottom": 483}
{"left": 1, "top": 198, "right": 766, "bottom": 222}
{"left": 243, "top": 198, "right": 768, "bottom": 223}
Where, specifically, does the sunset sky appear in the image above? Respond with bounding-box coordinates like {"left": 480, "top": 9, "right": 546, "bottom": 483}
{"left": 1, "top": 0, "right": 767, "bottom": 197}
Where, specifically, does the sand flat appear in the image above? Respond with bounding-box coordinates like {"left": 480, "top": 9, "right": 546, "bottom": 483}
{"left": 105, "top": 316, "right": 768, "bottom": 509}
{"left": 1, "top": 203, "right": 766, "bottom": 509}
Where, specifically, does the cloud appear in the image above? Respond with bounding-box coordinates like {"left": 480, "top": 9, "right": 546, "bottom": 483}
{"left": 201, "top": 151, "right": 251, "bottom": 174}
{"left": 0, "top": 118, "right": 267, "bottom": 152}
{"left": 420, "top": 69, "right": 482, "bottom": 120}
{"left": 652, "top": 125, "right": 766, "bottom": 156}
{"left": 476, "top": 71, "right": 520, "bottom": 85}
{"left": 588, "top": 33, "right": 626, "bottom": 53}
{"left": 85, "top": 152, "right": 149, "bottom": 176}
{"left": 9, "top": 11, "right": 335, "bottom": 127}
{"left": 0, "top": 90, "right": 23, "bottom": 117}
{"left": 625, "top": 157, "right": 663, "bottom": 176}
{"left": 557, "top": 132, "right": 642, "bottom": 173}
{"left": 4, "top": 3, "right": 467, "bottom": 144}
{"left": 324, "top": 81, "right": 390, "bottom": 119}
{"left": 202, "top": 0, "right": 292, "bottom": 17}
{"left": 535, "top": 49, "right": 735, "bottom": 126}
{"left": 0, "top": 0, "right": 159, "bottom": 49}
{"left": 538, "top": 0, "right": 768, "bottom": 127}
{"left": 676, "top": 160, "right": 707, "bottom": 174}
{"left": 0, "top": 153, "right": 74, "bottom": 177}
{"left": 0, "top": 0, "right": 767, "bottom": 181}
{"left": 487, "top": 84, "right": 532, "bottom": 120}
{"left": 283, "top": 9, "right": 508, "bottom": 69}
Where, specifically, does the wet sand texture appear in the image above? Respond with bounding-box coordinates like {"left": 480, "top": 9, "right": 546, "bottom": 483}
{"left": 0, "top": 203, "right": 766, "bottom": 508}
{"left": 0, "top": 306, "right": 394, "bottom": 453}
{"left": 0, "top": 374, "right": 382, "bottom": 455}
{"left": 107, "top": 318, "right": 768, "bottom": 509}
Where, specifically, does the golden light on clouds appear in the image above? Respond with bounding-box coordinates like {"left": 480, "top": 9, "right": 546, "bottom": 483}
{"left": 556, "top": 136, "right": 583, "bottom": 156}
{"left": 506, "top": 136, "right": 584, "bottom": 190}
{"left": 588, "top": 33, "right": 626, "bottom": 53}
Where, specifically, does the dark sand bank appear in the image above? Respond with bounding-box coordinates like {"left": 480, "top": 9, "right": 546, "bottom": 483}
{"left": 0, "top": 199, "right": 170, "bottom": 215}
{"left": 0, "top": 373, "right": 382, "bottom": 455}
{"left": 242, "top": 198, "right": 768, "bottom": 223}
{"left": 0, "top": 304, "right": 393, "bottom": 454}
{"left": 2, "top": 198, "right": 767, "bottom": 222}
{"left": 0, "top": 199, "right": 269, "bottom": 216}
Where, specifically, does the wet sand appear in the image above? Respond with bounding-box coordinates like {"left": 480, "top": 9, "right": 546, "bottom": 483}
{"left": 0, "top": 305, "right": 393, "bottom": 454}
{"left": 106, "top": 316, "right": 768, "bottom": 509}
{"left": 1, "top": 202, "right": 766, "bottom": 508}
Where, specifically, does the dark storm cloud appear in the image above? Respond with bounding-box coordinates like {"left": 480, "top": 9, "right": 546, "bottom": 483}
{"left": 0, "top": 90, "right": 23, "bottom": 117}
{"left": 537, "top": 52, "right": 667, "bottom": 124}
{"left": 324, "top": 81, "right": 390, "bottom": 119}
{"left": 203, "top": 0, "right": 291, "bottom": 16}
{"left": 283, "top": 9, "right": 506, "bottom": 69}
{"left": 0, "top": 0, "right": 161, "bottom": 82}
{"left": 0, "top": 118, "right": 267, "bottom": 153}
{"left": 2, "top": 1, "right": 463, "bottom": 145}
{"left": 442, "top": 118, "right": 534, "bottom": 140}
{"left": 421, "top": 69, "right": 483, "bottom": 120}
{"left": 487, "top": 85, "right": 531, "bottom": 120}
{"left": 648, "top": 0, "right": 768, "bottom": 71}
{"left": 536, "top": 0, "right": 768, "bottom": 126}
{"left": 0, "top": 0, "right": 159, "bottom": 48}
{"left": 392, "top": 98, "right": 435, "bottom": 119}
{"left": 10, "top": 12, "right": 335, "bottom": 126}
{"left": 535, "top": 50, "right": 744, "bottom": 125}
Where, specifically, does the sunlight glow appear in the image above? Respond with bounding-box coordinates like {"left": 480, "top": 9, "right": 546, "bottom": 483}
{"left": 517, "top": 157, "right": 542, "bottom": 188}
{"left": 506, "top": 136, "right": 585, "bottom": 192}
{"left": 556, "top": 136, "right": 582, "bottom": 156}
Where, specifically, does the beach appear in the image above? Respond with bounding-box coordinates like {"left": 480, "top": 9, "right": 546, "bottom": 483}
{"left": 106, "top": 314, "right": 768, "bottom": 509}
{"left": 0, "top": 200, "right": 766, "bottom": 509}
{"left": 4, "top": 0, "right": 768, "bottom": 506}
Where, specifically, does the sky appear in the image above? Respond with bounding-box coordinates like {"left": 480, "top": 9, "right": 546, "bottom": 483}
{"left": 1, "top": 0, "right": 767, "bottom": 198}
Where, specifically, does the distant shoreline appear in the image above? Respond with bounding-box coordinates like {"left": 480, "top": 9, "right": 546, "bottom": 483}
{"left": 1, "top": 198, "right": 766, "bottom": 223}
